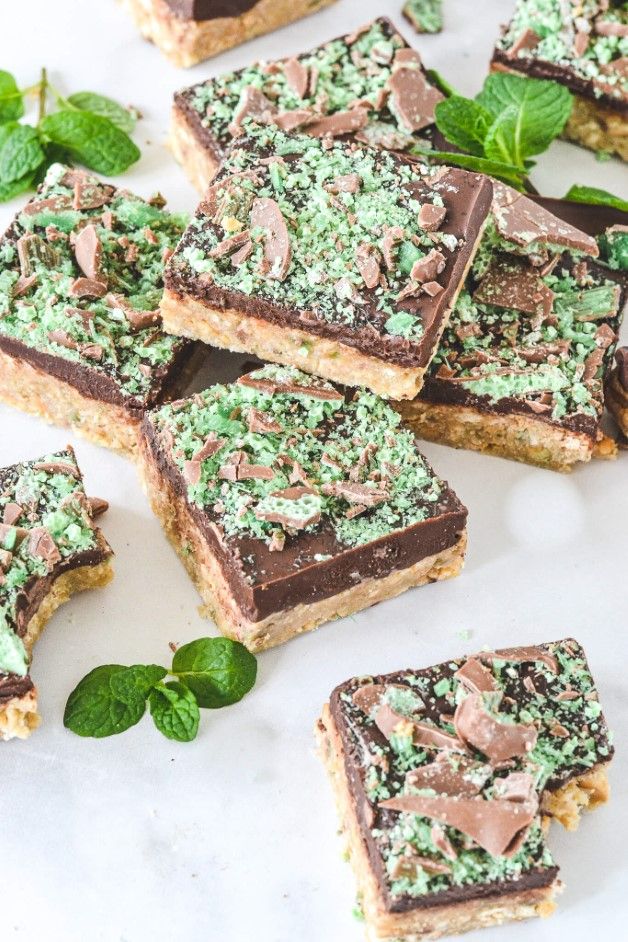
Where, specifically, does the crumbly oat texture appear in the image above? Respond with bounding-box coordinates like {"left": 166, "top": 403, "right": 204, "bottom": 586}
{"left": 317, "top": 638, "right": 612, "bottom": 941}
{"left": 0, "top": 448, "right": 113, "bottom": 741}
{"left": 139, "top": 364, "right": 467, "bottom": 650}
{"left": 120, "top": 0, "right": 338, "bottom": 68}
{"left": 0, "top": 164, "right": 192, "bottom": 452}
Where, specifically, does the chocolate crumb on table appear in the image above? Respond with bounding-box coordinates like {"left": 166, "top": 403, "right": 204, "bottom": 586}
{"left": 398, "top": 185, "right": 626, "bottom": 471}
{"left": 317, "top": 639, "right": 613, "bottom": 942}
{"left": 162, "top": 123, "right": 493, "bottom": 401}
{"left": 403, "top": 0, "right": 443, "bottom": 34}
{"left": 170, "top": 17, "right": 446, "bottom": 192}
{"left": 0, "top": 448, "right": 113, "bottom": 742}
{"left": 0, "top": 164, "right": 196, "bottom": 456}
{"left": 491, "top": 0, "right": 627, "bottom": 161}
{"left": 119, "top": 0, "right": 338, "bottom": 69}
{"left": 138, "top": 364, "right": 467, "bottom": 653}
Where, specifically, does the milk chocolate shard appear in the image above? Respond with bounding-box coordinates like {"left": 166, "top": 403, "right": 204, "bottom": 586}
{"left": 170, "top": 18, "right": 448, "bottom": 193}
{"left": 120, "top": 0, "right": 339, "bottom": 68}
{"left": 0, "top": 163, "right": 195, "bottom": 456}
{"left": 162, "top": 122, "right": 493, "bottom": 401}
{"left": 399, "top": 191, "right": 625, "bottom": 472}
{"left": 490, "top": 1, "right": 628, "bottom": 161}
{"left": 0, "top": 448, "right": 113, "bottom": 743}
{"left": 138, "top": 363, "right": 468, "bottom": 653}
{"left": 317, "top": 638, "right": 613, "bottom": 941}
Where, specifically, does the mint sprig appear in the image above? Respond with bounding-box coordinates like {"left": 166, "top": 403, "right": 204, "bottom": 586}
{"left": 0, "top": 67, "right": 140, "bottom": 202}
{"left": 564, "top": 184, "right": 628, "bottom": 214}
{"left": 427, "top": 72, "right": 573, "bottom": 189}
{"left": 64, "top": 638, "right": 257, "bottom": 743}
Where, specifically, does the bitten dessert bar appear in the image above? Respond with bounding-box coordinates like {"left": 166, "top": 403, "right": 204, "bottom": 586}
{"left": 607, "top": 346, "right": 628, "bottom": 438}
{"left": 0, "top": 448, "right": 113, "bottom": 741}
{"left": 120, "top": 0, "right": 338, "bottom": 69}
{"left": 317, "top": 639, "right": 612, "bottom": 941}
{"left": 491, "top": 0, "right": 627, "bottom": 161}
{"left": 398, "top": 185, "right": 626, "bottom": 471}
{"left": 0, "top": 165, "right": 195, "bottom": 455}
{"left": 138, "top": 364, "right": 467, "bottom": 652}
{"left": 162, "top": 124, "right": 492, "bottom": 400}
{"left": 171, "top": 18, "right": 445, "bottom": 192}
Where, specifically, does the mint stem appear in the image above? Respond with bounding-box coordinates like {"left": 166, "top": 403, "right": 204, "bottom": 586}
{"left": 38, "top": 67, "right": 47, "bottom": 123}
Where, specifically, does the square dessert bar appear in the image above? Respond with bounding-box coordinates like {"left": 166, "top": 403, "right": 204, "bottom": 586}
{"left": 607, "top": 346, "right": 628, "bottom": 438}
{"left": 403, "top": 1, "right": 443, "bottom": 35}
{"left": 138, "top": 364, "right": 467, "bottom": 652}
{"left": 163, "top": 124, "right": 493, "bottom": 400}
{"left": 317, "top": 639, "right": 613, "bottom": 941}
{"left": 0, "top": 164, "right": 195, "bottom": 455}
{"left": 120, "top": 0, "right": 338, "bottom": 69}
{"left": 171, "top": 17, "right": 445, "bottom": 192}
{"left": 398, "top": 186, "right": 626, "bottom": 471}
{"left": 0, "top": 448, "right": 113, "bottom": 741}
{"left": 491, "top": 0, "right": 627, "bottom": 161}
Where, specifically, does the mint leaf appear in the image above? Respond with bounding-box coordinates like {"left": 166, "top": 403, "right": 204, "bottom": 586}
{"left": 0, "top": 70, "right": 24, "bottom": 123}
{"left": 564, "top": 184, "right": 628, "bottom": 214}
{"left": 67, "top": 92, "right": 137, "bottom": 134}
{"left": 476, "top": 74, "right": 572, "bottom": 164}
{"left": 434, "top": 96, "right": 492, "bottom": 157}
{"left": 411, "top": 146, "right": 525, "bottom": 187}
{"left": 149, "top": 681, "right": 200, "bottom": 742}
{"left": 172, "top": 637, "right": 257, "bottom": 708}
{"left": 0, "top": 124, "right": 45, "bottom": 185}
{"left": 0, "top": 172, "right": 36, "bottom": 202}
{"left": 110, "top": 664, "right": 167, "bottom": 704}
{"left": 40, "top": 110, "right": 140, "bottom": 175}
{"left": 64, "top": 665, "right": 145, "bottom": 738}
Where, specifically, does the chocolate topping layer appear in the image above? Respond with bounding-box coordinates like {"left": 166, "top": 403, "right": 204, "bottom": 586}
{"left": 165, "top": 0, "right": 259, "bottom": 20}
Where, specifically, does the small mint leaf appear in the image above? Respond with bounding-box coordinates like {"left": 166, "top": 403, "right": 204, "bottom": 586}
{"left": 434, "top": 96, "right": 492, "bottom": 157}
{"left": 483, "top": 105, "right": 522, "bottom": 167}
{"left": 565, "top": 184, "right": 628, "bottom": 214}
{"left": 39, "top": 110, "right": 140, "bottom": 175}
{"left": 149, "top": 681, "right": 200, "bottom": 742}
{"left": 64, "top": 665, "right": 145, "bottom": 738}
{"left": 410, "top": 146, "right": 525, "bottom": 187}
{"left": 0, "top": 171, "right": 36, "bottom": 203}
{"left": 0, "top": 70, "right": 24, "bottom": 123}
{"left": 0, "top": 124, "right": 45, "bottom": 185}
{"left": 109, "top": 664, "right": 167, "bottom": 704}
{"left": 172, "top": 637, "right": 257, "bottom": 709}
{"left": 67, "top": 92, "right": 137, "bottom": 134}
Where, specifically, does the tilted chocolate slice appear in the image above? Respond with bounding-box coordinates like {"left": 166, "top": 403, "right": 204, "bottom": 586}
{"left": 491, "top": 0, "right": 627, "bottom": 161}
{"left": 163, "top": 123, "right": 492, "bottom": 401}
{"left": 0, "top": 448, "right": 113, "bottom": 741}
{"left": 0, "top": 164, "right": 196, "bottom": 455}
{"left": 119, "top": 0, "right": 338, "bottom": 69}
{"left": 138, "top": 364, "right": 467, "bottom": 652}
{"left": 170, "top": 18, "right": 445, "bottom": 192}
{"left": 398, "top": 191, "right": 626, "bottom": 471}
{"left": 317, "top": 639, "right": 612, "bottom": 941}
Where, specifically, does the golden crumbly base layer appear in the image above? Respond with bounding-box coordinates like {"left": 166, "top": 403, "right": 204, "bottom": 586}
{"left": 161, "top": 289, "right": 428, "bottom": 401}
{"left": 316, "top": 706, "right": 560, "bottom": 941}
{"left": 139, "top": 435, "right": 467, "bottom": 652}
{"left": 170, "top": 104, "right": 221, "bottom": 192}
{"left": 0, "top": 557, "right": 114, "bottom": 742}
{"left": 541, "top": 765, "right": 611, "bottom": 831}
{"left": 120, "top": 0, "right": 337, "bottom": 68}
{"left": 396, "top": 398, "right": 615, "bottom": 472}
{"left": 0, "top": 347, "right": 140, "bottom": 455}
{"left": 606, "top": 373, "right": 628, "bottom": 438}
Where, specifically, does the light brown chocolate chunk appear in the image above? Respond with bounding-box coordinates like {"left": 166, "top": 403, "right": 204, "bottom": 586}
{"left": 0, "top": 548, "right": 13, "bottom": 571}
{"left": 431, "top": 823, "right": 458, "bottom": 861}
{"left": 230, "top": 240, "right": 254, "bottom": 266}
{"left": 405, "top": 754, "right": 489, "bottom": 798}
{"left": 272, "top": 109, "right": 318, "bottom": 132}
{"left": 374, "top": 702, "right": 468, "bottom": 752}
{"left": 304, "top": 108, "right": 369, "bottom": 137}
{"left": 2, "top": 503, "right": 23, "bottom": 526}
{"left": 209, "top": 230, "right": 252, "bottom": 259}
{"left": 455, "top": 658, "right": 498, "bottom": 694}
{"left": 381, "top": 226, "right": 404, "bottom": 271}
{"left": 48, "top": 329, "right": 79, "bottom": 351}
{"left": 247, "top": 409, "right": 283, "bottom": 434}
{"left": 87, "top": 496, "right": 109, "bottom": 518}
{"left": 380, "top": 792, "right": 538, "bottom": 858}
{"left": 70, "top": 277, "right": 107, "bottom": 299}
{"left": 477, "top": 646, "right": 558, "bottom": 674}
{"left": 255, "top": 486, "right": 321, "bottom": 530}
{"left": 492, "top": 182, "right": 598, "bottom": 256}
{"left": 422, "top": 280, "right": 444, "bottom": 297}
{"left": 494, "top": 772, "right": 536, "bottom": 804}
{"left": 388, "top": 63, "right": 444, "bottom": 132}
{"left": 473, "top": 258, "right": 555, "bottom": 317}
{"left": 321, "top": 481, "right": 389, "bottom": 507}
{"left": 411, "top": 249, "right": 446, "bottom": 284}
{"left": 229, "top": 86, "right": 277, "bottom": 135}
{"left": 418, "top": 203, "right": 447, "bottom": 232}
{"left": 73, "top": 179, "right": 113, "bottom": 211}
{"left": 237, "top": 372, "right": 343, "bottom": 401}
{"left": 183, "top": 460, "right": 202, "bottom": 485}
{"left": 194, "top": 434, "right": 227, "bottom": 461}
{"left": 236, "top": 463, "right": 275, "bottom": 481}
{"left": 250, "top": 197, "right": 292, "bottom": 282}
{"left": 0, "top": 523, "right": 28, "bottom": 549}
{"left": 454, "top": 692, "right": 538, "bottom": 764}
{"left": 595, "top": 18, "right": 628, "bottom": 38}
{"left": 283, "top": 58, "right": 309, "bottom": 98}
{"left": 27, "top": 528, "right": 61, "bottom": 569}
{"left": 74, "top": 224, "right": 102, "bottom": 280}
{"left": 16, "top": 234, "right": 59, "bottom": 277}
{"left": 327, "top": 174, "right": 361, "bottom": 195}
{"left": 356, "top": 243, "right": 382, "bottom": 289}
{"left": 352, "top": 682, "right": 387, "bottom": 714}
{"left": 106, "top": 293, "right": 161, "bottom": 331}
{"left": 389, "top": 851, "right": 451, "bottom": 880}
{"left": 12, "top": 274, "right": 38, "bottom": 298}
{"left": 33, "top": 460, "right": 80, "bottom": 478}
{"left": 506, "top": 28, "right": 540, "bottom": 56}
{"left": 81, "top": 342, "right": 104, "bottom": 361}
{"left": 573, "top": 30, "right": 590, "bottom": 55}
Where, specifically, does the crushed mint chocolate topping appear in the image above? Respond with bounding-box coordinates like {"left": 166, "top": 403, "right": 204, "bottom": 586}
{"left": 147, "top": 364, "right": 447, "bottom": 551}
{"left": 0, "top": 164, "right": 189, "bottom": 406}
{"left": 0, "top": 448, "right": 106, "bottom": 677}
{"left": 332, "top": 639, "right": 612, "bottom": 903}
{"left": 179, "top": 19, "right": 442, "bottom": 156}
{"left": 403, "top": 0, "right": 443, "bottom": 34}
{"left": 168, "top": 123, "right": 466, "bottom": 344}
{"left": 496, "top": 0, "right": 628, "bottom": 103}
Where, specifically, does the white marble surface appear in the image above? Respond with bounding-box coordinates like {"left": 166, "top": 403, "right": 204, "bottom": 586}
{"left": 1, "top": 2, "right": 627, "bottom": 941}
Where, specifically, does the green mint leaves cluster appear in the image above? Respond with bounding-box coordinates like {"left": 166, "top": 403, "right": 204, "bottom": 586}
{"left": 0, "top": 68, "right": 140, "bottom": 203}
{"left": 422, "top": 72, "right": 573, "bottom": 189}
{"left": 64, "top": 637, "right": 257, "bottom": 743}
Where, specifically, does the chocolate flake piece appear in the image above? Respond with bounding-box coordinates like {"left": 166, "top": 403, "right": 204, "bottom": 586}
{"left": 237, "top": 372, "right": 343, "bottom": 401}
{"left": 2, "top": 503, "right": 23, "bottom": 526}
{"left": 304, "top": 108, "right": 369, "bottom": 138}
{"left": 27, "top": 528, "right": 61, "bottom": 569}
{"left": 477, "top": 646, "right": 558, "bottom": 674}
{"left": 229, "top": 86, "right": 277, "bottom": 135}
{"left": 411, "top": 249, "right": 446, "bottom": 284}
{"left": 388, "top": 59, "right": 444, "bottom": 133}
{"left": 283, "top": 58, "right": 309, "bottom": 99}
{"left": 454, "top": 658, "right": 498, "bottom": 694}
{"left": 506, "top": 27, "right": 540, "bottom": 56}
{"left": 418, "top": 203, "right": 447, "bottom": 232}
{"left": 405, "top": 754, "right": 489, "bottom": 798}
{"left": 250, "top": 198, "right": 292, "bottom": 281}
{"left": 473, "top": 257, "right": 555, "bottom": 317}
{"left": 32, "top": 461, "right": 80, "bottom": 478}
{"left": 327, "top": 174, "right": 361, "bottom": 195}
{"left": 248, "top": 409, "right": 283, "bottom": 434}
{"left": 492, "top": 183, "right": 599, "bottom": 256}
{"left": 16, "top": 234, "right": 60, "bottom": 277}
{"left": 69, "top": 277, "right": 108, "bottom": 299}
{"left": 87, "top": 497, "right": 109, "bottom": 518}
{"left": 73, "top": 224, "right": 103, "bottom": 281}
{"left": 255, "top": 485, "right": 321, "bottom": 530}
{"left": 321, "top": 481, "right": 389, "bottom": 507}
{"left": 454, "top": 692, "right": 538, "bottom": 764}
{"left": 356, "top": 243, "right": 382, "bottom": 289}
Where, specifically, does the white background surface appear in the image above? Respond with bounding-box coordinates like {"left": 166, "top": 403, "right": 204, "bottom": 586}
{"left": 1, "top": 2, "right": 627, "bottom": 941}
